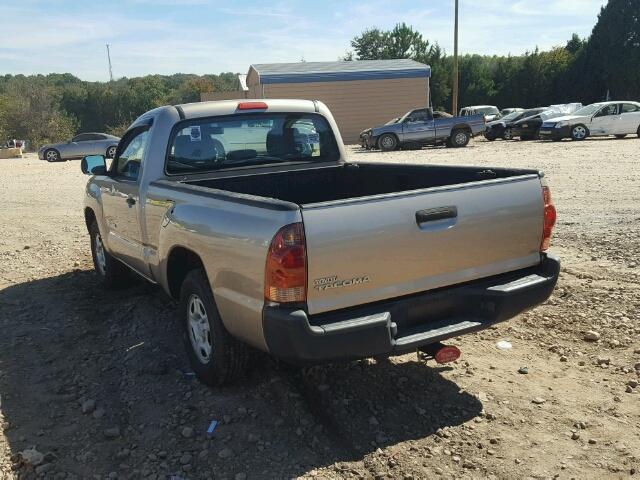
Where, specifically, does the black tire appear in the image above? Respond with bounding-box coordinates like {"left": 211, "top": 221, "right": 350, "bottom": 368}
{"left": 615, "top": 134, "right": 627, "bottom": 139}
{"left": 484, "top": 133, "right": 496, "bottom": 141}
{"left": 449, "top": 129, "right": 471, "bottom": 148}
{"left": 180, "top": 269, "right": 250, "bottom": 386}
{"left": 378, "top": 133, "right": 398, "bottom": 152}
{"left": 570, "top": 124, "right": 588, "bottom": 141}
{"left": 88, "top": 220, "right": 129, "bottom": 288}
{"left": 106, "top": 146, "right": 117, "bottom": 158}
{"left": 502, "top": 127, "right": 514, "bottom": 140}
{"left": 532, "top": 128, "right": 541, "bottom": 140}
{"left": 44, "top": 149, "right": 60, "bottom": 162}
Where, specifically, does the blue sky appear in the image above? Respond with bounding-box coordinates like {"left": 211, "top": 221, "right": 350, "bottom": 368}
{"left": 1, "top": 0, "right": 606, "bottom": 81}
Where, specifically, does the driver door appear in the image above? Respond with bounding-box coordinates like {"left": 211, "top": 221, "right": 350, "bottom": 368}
{"left": 589, "top": 104, "right": 620, "bottom": 135}
{"left": 67, "top": 134, "right": 96, "bottom": 158}
{"left": 402, "top": 109, "right": 436, "bottom": 144}
{"left": 100, "top": 126, "right": 151, "bottom": 276}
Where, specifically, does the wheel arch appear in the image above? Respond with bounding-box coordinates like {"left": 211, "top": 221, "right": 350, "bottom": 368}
{"left": 451, "top": 123, "right": 472, "bottom": 132}
{"left": 166, "top": 246, "right": 207, "bottom": 300}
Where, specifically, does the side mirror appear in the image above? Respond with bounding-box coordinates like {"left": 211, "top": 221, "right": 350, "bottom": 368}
{"left": 81, "top": 155, "right": 107, "bottom": 175}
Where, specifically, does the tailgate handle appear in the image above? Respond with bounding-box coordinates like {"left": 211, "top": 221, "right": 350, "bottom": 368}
{"left": 416, "top": 206, "right": 457, "bottom": 225}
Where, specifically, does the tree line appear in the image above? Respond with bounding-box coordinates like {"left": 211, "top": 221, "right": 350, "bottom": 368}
{"left": 1, "top": 0, "right": 637, "bottom": 149}
{"left": 0, "top": 73, "right": 238, "bottom": 149}
{"left": 346, "top": 0, "right": 639, "bottom": 111}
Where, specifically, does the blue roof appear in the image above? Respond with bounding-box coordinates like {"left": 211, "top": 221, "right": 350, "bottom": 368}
{"left": 251, "top": 59, "right": 431, "bottom": 84}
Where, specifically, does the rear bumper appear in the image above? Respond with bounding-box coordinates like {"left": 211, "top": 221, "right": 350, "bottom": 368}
{"left": 263, "top": 254, "right": 560, "bottom": 364}
{"left": 539, "top": 126, "right": 570, "bottom": 140}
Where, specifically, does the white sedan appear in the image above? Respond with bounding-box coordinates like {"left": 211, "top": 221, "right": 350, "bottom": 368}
{"left": 539, "top": 101, "right": 640, "bottom": 141}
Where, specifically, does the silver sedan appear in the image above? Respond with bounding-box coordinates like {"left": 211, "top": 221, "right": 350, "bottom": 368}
{"left": 39, "top": 133, "right": 120, "bottom": 162}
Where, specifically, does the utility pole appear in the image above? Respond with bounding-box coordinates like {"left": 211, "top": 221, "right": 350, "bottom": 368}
{"left": 452, "top": 0, "right": 459, "bottom": 116}
{"left": 106, "top": 44, "right": 114, "bottom": 82}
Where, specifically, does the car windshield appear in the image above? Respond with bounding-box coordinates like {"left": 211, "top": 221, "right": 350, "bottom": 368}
{"left": 501, "top": 111, "right": 522, "bottom": 122}
{"left": 572, "top": 104, "right": 604, "bottom": 116}
{"left": 476, "top": 106, "right": 499, "bottom": 115}
{"left": 166, "top": 112, "right": 340, "bottom": 174}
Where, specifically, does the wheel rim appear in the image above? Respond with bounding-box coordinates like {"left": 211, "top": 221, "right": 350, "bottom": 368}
{"left": 46, "top": 150, "right": 58, "bottom": 161}
{"left": 187, "top": 294, "right": 212, "bottom": 364}
{"left": 94, "top": 233, "right": 106, "bottom": 276}
{"left": 380, "top": 136, "right": 395, "bottom": 149}
{"left": 108, "top": 147, "right": 116, "bottom": 157}
{"left": 504, "top": 129, "right": 512, "bottom": 140}
{"left": 573, "top": 126, "right": 586, "bottom": 139}
{"left": 455, "top": 132, "right": 467, "bottom": 145}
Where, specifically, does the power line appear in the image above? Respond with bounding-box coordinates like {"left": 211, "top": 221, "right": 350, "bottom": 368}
{"left": 106, "top": 44, "right": 114, "bottom": 82}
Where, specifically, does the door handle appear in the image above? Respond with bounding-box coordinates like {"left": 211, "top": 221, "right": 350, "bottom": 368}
{"left": 126, "top": 196, "right": 136, "bottom": 207}
{"left": 416, "top": 206, "right": 457, "bottom": 225}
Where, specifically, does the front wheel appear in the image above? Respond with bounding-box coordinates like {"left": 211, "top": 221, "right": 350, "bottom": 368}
{"left": 449, "top": 129, "right": 471, "bottom": 148}
{"left": 378, "top": 134, "right": 398, "bottom": 152}
{"left": 180, "top": 269, "right": 250, "bottom": 386}
{"left": 88, "top": 220, "right": 129, "bottom": 288}
{"left": 571, "top": 124, "right": 588, "bottom": 141}
{"left": 45, "top": 149, "right": 60, "bottom": 162}
{"left": 106, "top": 146, "right": 117, "bottom": 158}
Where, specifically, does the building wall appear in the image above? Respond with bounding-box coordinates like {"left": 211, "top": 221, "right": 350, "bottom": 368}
{"left": 262, "top": 77, "right": 429, "bottom": 143}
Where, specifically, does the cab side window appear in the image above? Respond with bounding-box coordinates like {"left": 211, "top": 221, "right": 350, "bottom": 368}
{"left": 72, "top": 134, "right": 93, "bottom": 142}
{"left": 621, "top": 103, "right": 640, "bottom": 113}
{"left": 596, "top": 104, "right": 619, "bottom": 117}
{"left": 112, "top": 129, "right": 150, "bottom": 180}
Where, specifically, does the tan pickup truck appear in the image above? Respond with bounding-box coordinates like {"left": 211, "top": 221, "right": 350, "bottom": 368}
{"left": 80, "top": 99, "right": 559, "bottom": 386}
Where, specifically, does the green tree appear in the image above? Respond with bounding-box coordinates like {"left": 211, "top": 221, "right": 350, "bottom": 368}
{"left": 583, "top": 0, "right": 640, "bottom": 100}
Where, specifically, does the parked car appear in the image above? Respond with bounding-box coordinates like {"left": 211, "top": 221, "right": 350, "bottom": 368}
{"left": 484, "top": 108, "right": 546, "bottom": 141}
{"left": 80, "top": 99, "right": 559, "bottom": 386}
{"left": 539, "top": 101, "right": 640, "bottom": 141}
{"left": 512, "top": 104, "right": 582, "bottom": 140}
{"left": 39, "top": 133, "right": 120, "bottom": 162}
{"left": 460, "top": 105, "right": 501, "bottom": 122}
{"left": 359, "top": 107, "right": 485, "bottom": 150}
{"left": 500, "top": 108, "right": 523, "bottom": 116}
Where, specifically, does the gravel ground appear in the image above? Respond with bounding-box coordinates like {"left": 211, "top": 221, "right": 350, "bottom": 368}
{"left": 0, "top": 137, "right": 638, "bottom": 480}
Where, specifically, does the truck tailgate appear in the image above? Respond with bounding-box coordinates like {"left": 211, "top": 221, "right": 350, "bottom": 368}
{"left": 302, "top": 175, "right": 544, "bottom": 315}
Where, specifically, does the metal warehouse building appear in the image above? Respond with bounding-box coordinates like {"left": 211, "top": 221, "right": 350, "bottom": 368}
{"left": 201, "top": 59, "right": 431, "bottom": 143}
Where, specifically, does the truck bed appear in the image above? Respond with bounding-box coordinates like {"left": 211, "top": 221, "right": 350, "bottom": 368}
{"left": 187, "top": 162, "right": 545, "bottom": 315}
{"left": 189, "top": 162, "right": 538, "bottom": 206}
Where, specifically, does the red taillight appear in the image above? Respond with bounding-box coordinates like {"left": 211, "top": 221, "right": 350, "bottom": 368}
{"left": 238, "top": 101, "right": 268, "bottom": 110}
{"left": 435, "top": 345, "right": 461, "bottom": 364}
{"left": 541, "top": 185, "right": 556, "bottom": 251}
{"left": 265, "top": 223, "right": 307, "bottom": 303}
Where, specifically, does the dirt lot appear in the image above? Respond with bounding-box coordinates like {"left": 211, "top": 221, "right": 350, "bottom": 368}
{"left": 1, "top": 138, "right": 638, "bottom": 480}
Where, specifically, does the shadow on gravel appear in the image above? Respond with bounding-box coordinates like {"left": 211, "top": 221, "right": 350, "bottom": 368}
{"left": 0, "top": 270, "right": 481, "bottom": 479}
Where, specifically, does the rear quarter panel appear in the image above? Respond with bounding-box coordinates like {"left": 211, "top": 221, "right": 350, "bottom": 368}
{"left": 145, "top": 183, "right": 302, "bottom": 351}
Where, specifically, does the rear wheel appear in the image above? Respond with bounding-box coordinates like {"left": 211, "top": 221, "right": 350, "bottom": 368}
{"left": 449, "top": 129, "right": 470, "bottom": 148}
{"left": 180, "top": 269, "right": 250, "bottom": 386}
{"left": 378, "top": 133, "right": 398, "bottom": 152}
{"left": 88, "top": 220, "right": 129, "bottom": 288}
{"left": 45, "top": 149, "right": 60, "bottom": 162}
{"left": 570, "top": 124, "right": 588, "bottom": 141}
{"left": 615, "top": 134, "right": 627, "bottom": 139}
